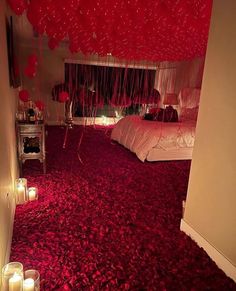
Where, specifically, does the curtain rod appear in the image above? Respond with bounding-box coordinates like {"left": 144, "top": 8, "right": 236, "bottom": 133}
{"left": 64, "top": 59, "right": 177, "bottom": 70}
{"left": 64, "top": 58, "right": 161, "bottom": 70}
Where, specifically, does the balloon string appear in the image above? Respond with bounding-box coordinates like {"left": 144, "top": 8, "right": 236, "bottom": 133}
{"left": 77, "top": 130, "right": 84, "bottom": 164}
{"left": 62, "top": 126, "right": 69, "bottom": 149}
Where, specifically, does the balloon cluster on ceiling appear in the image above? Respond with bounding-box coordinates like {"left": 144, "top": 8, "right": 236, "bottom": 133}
{"left": 8, "top": 0, "right": 212, "bottom": 62}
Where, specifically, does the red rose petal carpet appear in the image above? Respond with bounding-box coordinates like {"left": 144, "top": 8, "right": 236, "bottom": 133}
{"left": 10, "top": 126, "right": 236, "bottom": 290}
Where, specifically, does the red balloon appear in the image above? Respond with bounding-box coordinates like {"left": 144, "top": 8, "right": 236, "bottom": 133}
{"left": 58, "top": 91, "right": 69, "bottom": 103}
{"left": 28, "top": 54, "right": 38, "bottom": 67}
{"left": 35, "top": 23, "right": 46, "bottom": 35}
{"left": 7, "top": 0, "right": 212, "bottom": 61}
{"left": 35, "top": 100, "right": 45, "bottom": 111}
{"left": 48, "top": 38, "right": 59, "bottom": 50}
{"left": 69, "top": 42, "right": 79, "bottom": 54}
{"left": 19, "top": 89, "right": 30, "bottom": 102}
{"left": 8, "top": 0, "right": 27, "bottom": 15}
{"left": 24, "top": 65, "right": 36, "bottom": 78}
{"left": 46, "top": 25, "right": 56, "bottom": 38}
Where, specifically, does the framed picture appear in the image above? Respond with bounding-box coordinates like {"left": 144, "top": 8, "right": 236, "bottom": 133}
{"left": 6, "top": 16, "right": 21, "bottom": 88}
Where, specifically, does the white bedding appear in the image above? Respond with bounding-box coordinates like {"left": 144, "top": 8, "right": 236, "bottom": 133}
{"left": 111, "top": 115, "right": 196, "bottom": 162}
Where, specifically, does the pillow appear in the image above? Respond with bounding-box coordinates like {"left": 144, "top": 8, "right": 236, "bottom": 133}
{"left": 180, "top": 107, "right": 199, "bottom": 121}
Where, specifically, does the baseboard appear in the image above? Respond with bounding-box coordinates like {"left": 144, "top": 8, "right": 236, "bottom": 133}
{"left": 180, "top": 219, "right": 236, "bottom": 282}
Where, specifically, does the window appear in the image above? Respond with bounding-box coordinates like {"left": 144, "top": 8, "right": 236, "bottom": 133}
{"left": 64, "top": 63, "right": 156, "bottom": 117}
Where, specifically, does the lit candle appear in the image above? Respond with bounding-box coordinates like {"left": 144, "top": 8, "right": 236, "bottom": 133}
{"left": 16, "top": 178, "right": 27, "bottom": 187}
{"left": 9, "top": 273, "right": 23, "bottom": 291}
{"left": 23, "top": 278, "right": 35, "bottom": 291}
{"left": 24, "top": 270, "right": 40, "bottom": 291}
{"left": 27, "top": 187, "right": 38, "bottom": 201}
{"left": 17, "top": 112, "right": 24, "bottom": 121}
{"left": 15, "top": 179, "right": 27, "bottom": 204}
{"left": 17, "top": 185, "right": 26, "bottom": 204}
{"left": 1, "top": 262, "right": 23, "bottom": 291}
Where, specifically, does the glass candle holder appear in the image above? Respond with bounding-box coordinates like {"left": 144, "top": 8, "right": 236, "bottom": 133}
{"left": 27, "top": 187, "right": 38, "bottom": 202}
{"left": 15, "top": 178, "right": 27, "bottom": 205}
{"left": 24, "top": 270, "right": 40, "bottom": 291}
{"left": 1, "top": 262, "right": 23, "bottom": 291}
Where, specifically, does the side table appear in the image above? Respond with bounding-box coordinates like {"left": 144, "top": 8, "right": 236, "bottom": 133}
{"left": 16, "top": 122, "right": 46, "bottom": 175}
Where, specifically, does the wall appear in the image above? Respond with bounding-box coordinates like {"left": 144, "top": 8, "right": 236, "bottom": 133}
{"left": 0, "top": 0, "right": 18, "bottom": 275}
{"left": 183, "top": 0, "right": 236, "bottom": 272}
{"left": 19, "top": 46, "right": 66, "bottom": 124}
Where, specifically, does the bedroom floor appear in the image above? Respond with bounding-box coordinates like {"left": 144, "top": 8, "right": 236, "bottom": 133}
{"left": 10, "top": 126, "right": 236, "bottom": 290}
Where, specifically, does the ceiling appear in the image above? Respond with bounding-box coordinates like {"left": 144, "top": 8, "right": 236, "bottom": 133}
{"left": 8, "top": 0, "right": 213, "bottom": 62}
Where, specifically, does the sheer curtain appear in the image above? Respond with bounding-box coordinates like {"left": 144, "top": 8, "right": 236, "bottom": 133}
{"left": 155, "top": 67, "right": 177, "bottom": 106}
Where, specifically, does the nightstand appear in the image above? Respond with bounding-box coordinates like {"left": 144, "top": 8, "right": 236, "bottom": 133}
{"left": 16, "top": 122, "right": 46, "bottom": 175}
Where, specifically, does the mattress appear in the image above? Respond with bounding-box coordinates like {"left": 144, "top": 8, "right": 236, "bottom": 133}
{"left": 146, "top": 147, "right": 193, "bottom": 162}
{"left": 111, "top": 115, "right": 196, "bottom": 162}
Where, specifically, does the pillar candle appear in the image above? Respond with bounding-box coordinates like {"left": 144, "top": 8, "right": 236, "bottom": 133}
{"left": 24, "top": 270, "right": 40, "bottom": 291}
{"left": 9, "top": 273, "right": 23, "bottom": 291}
{"left": 15, "top": 178, "right": 27, "bottom": 204}
{"left": 17, "top": 185, "right": 26, "bottom": 204}
{"left": 27, "top": 187, "right": 38, "bottom": 201}
{"left": 28, "top": 189, "right": 36, "bottom": 201}
{"left": 17, "top": 112, "right": 24, "bottom": 121}
{"left": 1, "top": 262, "right": 23, "bottom": 291}
{"left": 23, "top": 278, "right": 35, "bottom": 291}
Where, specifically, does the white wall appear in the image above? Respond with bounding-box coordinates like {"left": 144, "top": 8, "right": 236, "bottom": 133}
{"left": 0, "top": 0, "right": 18, "bottom": 275}
{"left": 183, "top": 0, "right": 236, "bottom": 271}
{"left": 19, "top": 46, "right": 65, "bottom": 124}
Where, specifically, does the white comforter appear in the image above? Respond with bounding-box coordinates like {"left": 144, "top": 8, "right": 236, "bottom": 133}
{"left": 111, "top": 115, "right": 196, "bottom": 162}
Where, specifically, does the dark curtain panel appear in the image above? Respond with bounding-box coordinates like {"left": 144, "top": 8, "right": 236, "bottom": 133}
{"left": 64, "top": 63, "right": 156, "bottom": 117}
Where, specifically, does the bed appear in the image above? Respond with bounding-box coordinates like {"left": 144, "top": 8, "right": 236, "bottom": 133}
{"left": 111, "top": 88, "right": 200, "bottom": 162}
{"left": 111, "top": 115, "right": 196, "bottom": 162}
